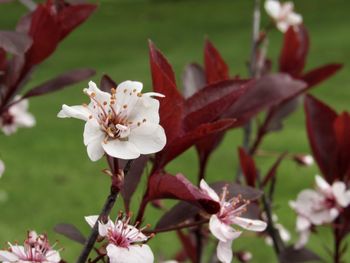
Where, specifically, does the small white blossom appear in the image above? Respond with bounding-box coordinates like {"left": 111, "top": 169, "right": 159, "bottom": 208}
{"left": 85, "top": 214, "right": 154, "bottom": 263}
{"left": 290, "top": 175, "right": 350, "bottom": 248}
{"left": 200, "top": 180, "right": 267, "bottom": 263}
{"left": 58, "top": 81, "right": 166, "bottom": 161}
{"left": 264, "top": 214, "right": 291, "bottom": 246}
{"left": 0, "top": 96, "right": 35, "bottom": 135}
{"left": 0, "top": 160, "right": 4, "bottom": 178}
{"left": 265, "top": 0, "right": 302, "bottom": 32}
{"left": 0, "top": 231, "right": 61, "bottom": 263}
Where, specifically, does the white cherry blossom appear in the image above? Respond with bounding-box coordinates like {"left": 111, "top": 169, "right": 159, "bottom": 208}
{"left": 85, "top": 214, "right": 154, "bottom": 263}
{"left": 58, "top": 80, "right": 166, "bottom": 161}
{"left": 290, "top": 175, "right": 350, "bottom": 248}
{"left": 265, "top": 0, "right": 302, "bottom": 32}
{"left": 0, "top": 230, "right": 61, "bottom": 263}
{"left": 0, "top": 96, "right": 35, "bottom": 135}
{"left": 200, "top": 180, "right": 267, "bottom": 263}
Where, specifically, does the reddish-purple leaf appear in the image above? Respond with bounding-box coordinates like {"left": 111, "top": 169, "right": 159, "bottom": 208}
{"left": 238, "top": 147, "right": 257, "bottom": 187}
{"left": 182, "top": 63, "right": 206, "bottom": 98}
{"left": 149, "top": 40, "right": 184, "bottom": 144}
{"left": 25, "top": 5, "right": 61, "bottom": 66}
{"left": 279, "top": 246, "right": 321, "bottom": 263}
{"left": 302, "top": 63, "right": 343, "bottom": 88}
{"left": 177, "top": 230, "right": 197, "bottom": 263}
{"left": 0, "top": 48, "right": 6, "bottom": 71}
{"left": 57, "top": 4, "right": 97, "bottom": 40}
{"left": 100, "top": 74, "right": 117, "bottom": 93}
{"left": 147, "top": 172, "right": 220, "bottom": 214}
{"left": 0, "top": 31, "right": 33, "bottom": 55}
{"left": 54, "top": 223, "right": 86, "bottom": 245}
{"left": 279, "top": 25, "right": 309, "bottom": 77}
{"left": 262, "top": 152, "right": 287, "bottom": 186}
{"left": 305, "top": 95, "right": 337, "bottom": 182}
{"left": 204, "top": 39, "right": 229, "bottom": 83}
{"left": 22, "top": 68, "right": 95, "bottom": 98}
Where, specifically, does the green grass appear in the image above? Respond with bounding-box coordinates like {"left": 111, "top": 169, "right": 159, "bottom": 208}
{"left": 1, "top": 0, "right": 349, "bottom": 262}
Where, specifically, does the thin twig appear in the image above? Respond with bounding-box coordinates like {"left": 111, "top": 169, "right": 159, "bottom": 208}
{"left": 76, "top": 160, "right": 133, "bottom": 263}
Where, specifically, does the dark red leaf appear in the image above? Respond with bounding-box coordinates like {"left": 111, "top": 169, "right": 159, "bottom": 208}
{"left": 25, "top": 5, "right": 61, "bottom": 66}
{"left": 147, "top": 172, "right": 220, "bottom": 214}
{"left": 120, "top": 155, "right": 149, "bottom": 211}
{"left": 279, "top": 25, "right": 309, "bottom": 77}
{"left": 57, "top": 4, "right": 97, "bottom": 40}
{"left": 204, "top": 39, "right": 229, "bottom": 83}
{"left": 182, "top": 63, "right": 206, "bottom": 98}
{"left": 305, "top": 95, "right": 337, "bottom": 182}
{"left": 149, "top": 40, "right": 184, "bottom": 144}
{"left": 54, "top": 223, "right": 86, "bottom": 245}
{"left": 279, "top": 246, "right": 321, "bottom": 263}
{"left": 238, "top": 147, "right": 257, "bottom": 187}
{"left": 22, "top": 68, "right": 95, "bottom": 98}
{"left": 262, "top": 152, "right": 287, "bottom": 186}
{"left": 0, "top": 48, "right": 6, "bottom": 71}
{"left": 0, "top": 31, "right": 33, "bottom": 55}
{"left": 100, "top": 74, "right": 117, "bottom": 93}
{"left": 302, "top": 63, "right": 343, "bottom": 88}
{"left": 177, "top": 230, "right": 197, "bottom": 263}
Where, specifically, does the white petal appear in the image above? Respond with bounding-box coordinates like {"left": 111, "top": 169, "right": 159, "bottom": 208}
{"left": 332, "top": 182, "right": 350, "bottom": 207}
{"left": 129, "top": 123, "right": 166, "bottom": 155}
{"left": 85, "top": 215, "right": 99, "bottom": 228}
{"left": 83, "top": 119, "right": 103, "bottom": 145}
{"left": 217, "top": 240, "right": 233, "bottom": 263}
{"left": 209, "top": 215, "right": 241, "bottom": 242}
{"left": 296, "top": 216, "right": 311, "bottom": 232}
{"left": 264, "top": 0, "right": 281, "bottom": 19}
{"left": 295, "top": 229, "right": 310, "bottom": 249}
{"left": 0, "top": 250, "right": 18, "bottom": 261}
{"left": 46, "top": 249, "right": 61, "bottom": 262}
{"left": 102, "top": 140, "right": 140, "bottom": 160}
{"left": 85, "top": 81, "right": 111, "bottom": 104}
{"left": 315, "top": 175, "right": 331, "bottom": 193}
{"left": 117, "top": 81, "right": 143, "bottom": 93}
{"left": 287, "top": 12, "right": 302, "bottom": 25}
{"left": 86, "top": 140, "right": 105, "bottom": 161}
{"left": 14, "top": 112, "right": 35, "bottom": 128}
{"left": 0, "top": 160, "right": 5, "bottom": 178}
{"left": 276, "top": 223, "right": 291, "bottom": 242}
{"left": 199, "top": 179, "right": 220, "bottom": 202}
{"left": 128, "top": 96, "right": 160, "bottom": 124}
{"left": 57, "top": 104, "right": 91, "bottom": 121}
{"left": 276, "top": 21, "right": 290, "bottom": 33}
{"left": 232, "top": 217, "right": 267, "bottom": 232}
{"left": 106, "top": 244, "right": 154, "bottom": 263}
{"left": 98, "top": 222, "right": 109, "bottom": 237}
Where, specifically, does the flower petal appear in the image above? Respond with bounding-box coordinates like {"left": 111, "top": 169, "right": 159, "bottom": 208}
{"left": 129, "top": 123, "right": 166, "bottom": 155}
{"left": 85, "top": 215, "right": 99, "bottom": 228}
{"left": 85, "top": 81, "right": 111, "bottom": 104}
{"left": 0, "top": 250, "right": 18, "bottom": 261}
{"left": 199, "top": 179, "right": 220, "bottom": 202}
{"left": 0, "top": 160, "right": 5, "bottom": 178}
{"left": 57, "top": 104, "right": 91, "bottom": 121}
{"left": 265, "top": 0, "right": 281, "bottom": 19}
{"left": 315, "top": 175, "right": 330, "bottom": 193}
{"left": 296, "top": 216, "right": 311, "bottom": 232}
{"left": 332, "top": 182, "right": 350, "bottom": 207}
{"left": 83, "top": 119, "right": 103, "bottom": 145}
{"left": 209, "top": 215, "right": 241, "bottom": 242}
{"left": 287, "top": 12, "right": 302, "bottom": 25}
{"left": 106, "top": 244, "right": 154, "bottom": 263}
{"left": 232, "top": 217, "right": 267, "bottom": 232}
{"left": 102, "top": 140, "right": 140, "bottom": 160}
{"left": 216, "top": 240, "right": 233, "bottom": 263}
{"left": 46, "top": 249, "right": 61, "bottom": 262}
{"left": 295, "top": 228, "right": 310, "bottom": 250}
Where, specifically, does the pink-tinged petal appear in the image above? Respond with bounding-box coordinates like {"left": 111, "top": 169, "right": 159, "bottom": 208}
{"left": 57, "top": 104, "right": 91, "bottom": 121}
{"left": 232, "top": 217, "right": 267, "bottom": 232}
{"left": 102, "top": 140, "right": 140, "bottom": 160}
{"left": 85, "top": 215, "right": 99, "bottom": 228}
{"left": 287, "top": 12, "right": 303, "bottom": 25}
{"left": 294, "top": 228, "right": 310, "bottom": 249}
{"left": 315, "top": 175, "right": 330, "bottom": 193}
{"left": 199, "top": 179, "right": 220, "bottom": 202}
{"left": 332, "top": 182, "right": 350, "bottom": 207}
{"left": 98, "top": 222, "right": 109, "bottom": 237}
{"left": 209, "top": 215, "right": 240, "bottom": 242}
{"left": 277, "top": 223, "right": 291, "bottom": 242}
{"left": 129, "top": 123, "right": 166, "bottom": 155}
{"left": 0, "top": 250, "right": 18, "bottom": 261}
{"left": 46, "top": 249, "right": 61, "bottom": 262}
{"left": 296, "top": 216, "right": 311, "bottom": 232}
{"left": 106, "top": 243, "right": 154, "bottom": 263}
{"left": 8, "top": 245, "right": 25, "bottom": 258}
{"left": 0, "top": 160, "right": 4, "bottom": 178}
{"left": 265, "top": 0, "right": 281, "bottom": 19}
{"left": 217, "top": 240, "right": 233, "bottom": 263}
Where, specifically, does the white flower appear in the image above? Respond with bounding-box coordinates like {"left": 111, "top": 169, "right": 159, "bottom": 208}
{"left": 58, "top": 81, "right": 166, "bottom": 161}
{"left": 293, "top": 154, "right": 314, "bottom": 167}
{"left": 0, "top": 96, "right": 35, "bottom": 135}
{"left": 200, "top": 180, "right": 267, "bottom": 263}
{"left": 0, "top": 230, "right": 61, "bottom": 263}
{"left": 290, "top": 175, "right": 350, "bottom": 248}
{"left": 265, "top": 0, "right": 302, "bottom": 32}
{"left": 0, "top": 160, "right": 4, "bottom": 178}
{"left": 85, "top": 214, "right": 154, "bottom": 263}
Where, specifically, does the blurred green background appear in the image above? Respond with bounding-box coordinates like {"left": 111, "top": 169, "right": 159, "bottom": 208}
{"left": 0, "top": 0, "right": 349, "bottom": 262}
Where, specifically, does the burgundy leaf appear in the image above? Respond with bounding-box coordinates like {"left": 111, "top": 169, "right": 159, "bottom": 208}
{"left": 279, "top": 246, "right": 321, "bottom": 263}
{"left": 177, "top": 230, "right": 197, "bottom": 263}
{"left": 25, "top": 4, "right": 61, "bottom": 66}
{"left": 22, "top": 68, "right": 95, "bottom": 98}
{"left": 226, "top": 74, "right": 306, "bottom": 126}
{"left": 305, "top": 95, "right": 337, "bottom": 182}
{"left": 149, "top": 40, "right": 184, "bottom": 144}
{"left": 54, "top": 223, "right": 86, "bottom": 245}
{"left": 238, "top": 147, "right": 257, "bottom": 187}
{"left": 182, "top": 63, "right": 206, "bottom": 98}
{"left": 157, "top": 119, "right": 235, "bottom": 168}
{"left": 210, "top": 181, "right": 263, "bottom": 201}
{"left": 302, "top": 63, "right": 343, "bottom": 88}
{"left": 0, "top": 48, "right": 6, "bottom": 71}
{"left": 120, "top": 155, "right": 149, "bottom": 211}
{"left": 0, "top": 31, "right": 33, "bottom": 55}
{"left": 279, "top": 25, "right": 309, "bottom": 77}
{"left": 147, "top": 172, "right": 220, "bottom": 214}
{"left": 204, "top": 39, "right": 229, "bottom": 83}
{"left": 262, "top": 152, "right": 287, "bottom": 186}
{"left": 56, "top": 3, "right": 97, "bottom": 40}
{"left": 100, "top": 74, "right": 117, "bottom": 93}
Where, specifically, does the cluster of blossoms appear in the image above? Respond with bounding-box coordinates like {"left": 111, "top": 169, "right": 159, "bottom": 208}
{"left": 290, "top": 175, "right": 350, "bottom": 248}
{"left": 0, "top": 231, "right": 60, "bottom": 262}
